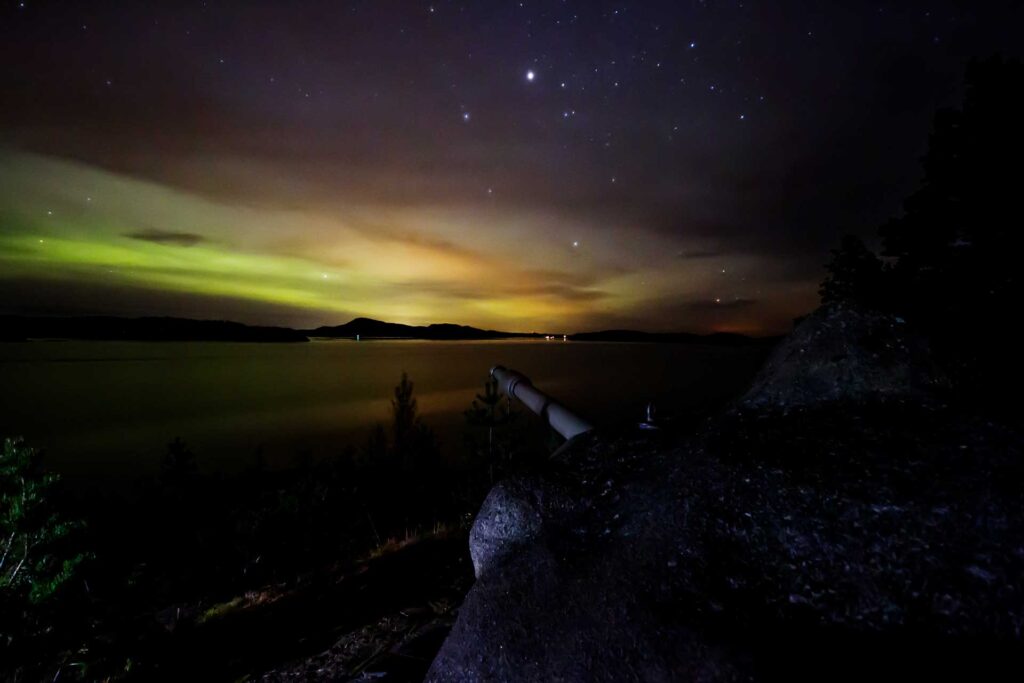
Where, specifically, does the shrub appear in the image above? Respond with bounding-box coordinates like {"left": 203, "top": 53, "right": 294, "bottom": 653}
{"left": 0, "top": 437, "right": 88, "bottom": 642}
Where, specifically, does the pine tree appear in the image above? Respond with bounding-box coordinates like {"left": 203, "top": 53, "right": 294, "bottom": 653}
{"left": 819, "top": 235, "right": 887, "bottom": 308}
{"left": 879, "top": 56, "right": 1024, "bottom": 328}
{"left": 1, "top": 438, "right": 88, "bottom": 645}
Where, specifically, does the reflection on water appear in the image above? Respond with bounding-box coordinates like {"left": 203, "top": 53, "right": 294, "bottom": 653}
{"left": 0, "top": 339, "right": 768, "bottom": 486}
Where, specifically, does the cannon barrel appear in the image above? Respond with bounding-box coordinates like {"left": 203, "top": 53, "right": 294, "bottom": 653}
{"left": 489, "top": 365, "right": 594, "bottom": 440}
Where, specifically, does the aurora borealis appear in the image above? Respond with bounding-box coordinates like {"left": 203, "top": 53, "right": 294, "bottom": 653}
{"left": 2, "top": 1, "right": 1021, "bottom": 334}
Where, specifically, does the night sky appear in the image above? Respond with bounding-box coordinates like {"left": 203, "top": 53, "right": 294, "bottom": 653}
{"left": 1, "top": 1, "right": 1021, "bottom": 334}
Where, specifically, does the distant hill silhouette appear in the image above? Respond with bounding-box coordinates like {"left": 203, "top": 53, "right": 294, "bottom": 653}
{"left": 306, "top": 317, "right": 543, "bottom": 340}
{"left": 0, "top": 315, "right": 308, "bottom": 342}
{"left": 1, "top": 314, "right": 772, "bottom": 345}
{"left": 309, "top": 318, "right": 772, "bottom": 345}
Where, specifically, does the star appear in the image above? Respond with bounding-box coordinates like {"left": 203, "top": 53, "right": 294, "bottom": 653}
{"left": 526, "top": 70, "right": 535, "bottom": 82}
{"left": 462, "top": 112, "right": 471, "bottom": 122}
{"left": 572, "top": 240, "right": 579, "bottom": 248}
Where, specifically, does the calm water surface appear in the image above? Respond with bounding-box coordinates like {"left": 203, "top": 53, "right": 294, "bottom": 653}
{"left": 0, "top": 340, "right": 768, "bottom": 487}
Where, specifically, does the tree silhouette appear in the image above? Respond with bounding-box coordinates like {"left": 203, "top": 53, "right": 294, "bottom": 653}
{"left": 389, "top": 372, "right": 438, "bottom": 474}
{"left": 879, "top": 55, "right": 1024, "bottom": 337}
{"left": 819, "top": 235, "right": 887, "bottom": 308}
{"left": 818, "top": 56, "right": 1024, "bottom": 403}
{"left": 465, "top": 377, "right": 512, "bottom": 481}
{"left": 1, "top": 438, "right": 88, "bottom": 646}
{"left": 463, "top": 376, "right": 533, "bottom": 482}
{"left": 160, "top": 436, "right": 197, "bottom": 487}
{"left": 391, "top": 372, "right": 418, "bottom": 459}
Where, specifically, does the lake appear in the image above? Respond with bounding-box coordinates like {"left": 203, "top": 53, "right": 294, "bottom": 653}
{"left": 0, "top": 339, "right": 769, "bottom": 489}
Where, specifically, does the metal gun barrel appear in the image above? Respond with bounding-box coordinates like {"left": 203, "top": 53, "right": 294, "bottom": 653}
{"left": 489, "top": 365, "right": 594, "bottom": 440}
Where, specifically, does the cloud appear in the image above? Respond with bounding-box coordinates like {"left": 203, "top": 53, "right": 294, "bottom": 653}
{"left": 125, "top": 230, "right": 205, "bottom": 247}
{"left": 385, "top": 277, "right": 609, "bottom": 303}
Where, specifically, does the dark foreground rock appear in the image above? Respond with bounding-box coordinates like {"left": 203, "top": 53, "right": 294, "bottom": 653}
{"left": 742, "top": 304, "right": 949, "bottom": 409}
{"left": 428, "top": 308, "right": 1024, "bottom": 681}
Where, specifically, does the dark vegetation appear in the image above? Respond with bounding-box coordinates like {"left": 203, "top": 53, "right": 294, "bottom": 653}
{"left": 0, "top": 372, "right": 548, "bottom": 681}
{"left": 821, "top": 55, "right": 1024, "bottom": 411}
{"left": 1, "top": 439, "right": 90, "bottom": 654}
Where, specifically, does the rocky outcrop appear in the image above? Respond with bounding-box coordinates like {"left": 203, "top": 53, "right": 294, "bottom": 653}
{"left": 741, "top": 304, "right": 949, "bottom": 409}
{"left": 427, "top": 307, "right": 1024, "bottom": 682}
{"left": 430, "top": 433, "right": 750, "bottom": 682}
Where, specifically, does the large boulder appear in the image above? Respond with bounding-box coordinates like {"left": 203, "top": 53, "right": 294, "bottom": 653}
{"left": 741, "top": 304, "right": 949, "bottom": 409}
{"left": 469, "top": 478, "right": 574, "bottom": 579}
{"left": 429, "top": 434, "right": 749, "bottom": 682}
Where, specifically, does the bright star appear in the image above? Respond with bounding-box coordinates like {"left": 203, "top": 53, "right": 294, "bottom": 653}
{"left": 462, "top": 112, "right": 471, "bottom": 121}
{"left": 572, "top": 240, "right": 579, "bottom": 248}
{"left": 526, "top": 70, "right": 535, "bottom": 82}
